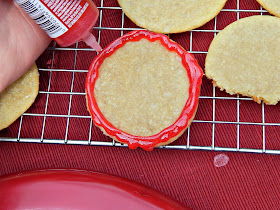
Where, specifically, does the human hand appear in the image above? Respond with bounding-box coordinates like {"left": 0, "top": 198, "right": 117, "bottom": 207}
{"left": 0, "top": 0, "right": 51, "bottom": 93}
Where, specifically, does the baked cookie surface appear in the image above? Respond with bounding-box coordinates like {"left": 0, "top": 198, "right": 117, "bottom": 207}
{"left": 86, "top": 31, "right": 203, "bottom": 150}
{"left": 205, "top": 15, "right": 280, "bottom": 105}
{"left": 117, "top": 0, "right": 227, "bottom": 33}
{"left": 95, "top": 39, "right": 189, "bottom": 137}
{"left": 0, "top": 63, "right": 39, "bottom": 130}
{"left": 256, "top": 0, "right": 280, "bottom": 17}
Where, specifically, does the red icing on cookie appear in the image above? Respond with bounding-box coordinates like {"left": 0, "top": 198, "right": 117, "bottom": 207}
{"left": 86, "top": 30, "right": 203, "bottom": 151}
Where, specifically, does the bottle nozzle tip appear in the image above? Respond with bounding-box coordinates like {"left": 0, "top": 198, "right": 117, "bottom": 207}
{"left": 83, "top": 33, "right": 102, "bottom": 52}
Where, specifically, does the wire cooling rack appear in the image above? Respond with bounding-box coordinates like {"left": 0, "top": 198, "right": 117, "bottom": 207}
{"left": 1, "top": 0, "right": 280, "bottom": 154}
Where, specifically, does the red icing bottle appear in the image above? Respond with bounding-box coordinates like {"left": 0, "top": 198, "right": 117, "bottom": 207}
{"left": 15, "top": 0, "right": 101, "bottom": 51}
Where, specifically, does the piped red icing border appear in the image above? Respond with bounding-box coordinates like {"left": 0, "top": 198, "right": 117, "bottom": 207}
{"left": 86, "top": 30, "right": 203, "bottom": 151}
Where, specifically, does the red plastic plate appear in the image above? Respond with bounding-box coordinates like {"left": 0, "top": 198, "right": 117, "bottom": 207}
{"left": 0, "top": 169, "right": 189, "bottom": 209}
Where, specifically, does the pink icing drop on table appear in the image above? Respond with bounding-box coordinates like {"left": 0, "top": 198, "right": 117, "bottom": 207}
{"left": 214, "top": 154, "right": 229, "bottom": 167}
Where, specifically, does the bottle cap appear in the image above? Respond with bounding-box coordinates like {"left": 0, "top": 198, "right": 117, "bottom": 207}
{"left": 83, "top": 33, "right": 102, "bottom": 52}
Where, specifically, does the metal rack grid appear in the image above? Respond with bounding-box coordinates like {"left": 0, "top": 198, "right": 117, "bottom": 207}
{"left": 1, "top": 0, "right": 280, "bottom": 155}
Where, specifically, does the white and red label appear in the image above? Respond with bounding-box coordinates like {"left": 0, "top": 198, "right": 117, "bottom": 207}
{"left": 15, "top": 0, "right": 89, "bottom": 38}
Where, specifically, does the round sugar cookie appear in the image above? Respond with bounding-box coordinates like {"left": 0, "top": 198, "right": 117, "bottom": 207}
{"left": 205, "top": 15, "right": 280, "bottom": 105}
{"left": 0, "top": 63, "right": 39, "bottom": 130}
{"left": 86, "top": 31, "right": 203, "bottom": 151}
{"left": 117, "top": 0, "right": 228, "bottom": 33}
{"left": 256, "top": 0, "right": 280, "bottom": 17}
